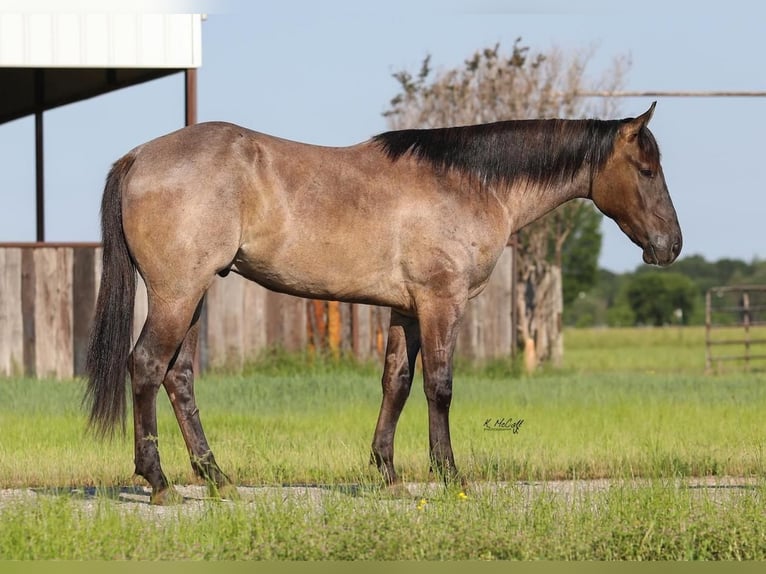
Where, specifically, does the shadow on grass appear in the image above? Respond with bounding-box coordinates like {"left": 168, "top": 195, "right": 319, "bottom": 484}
{"left": 31, "top": 486, "right": 153, "bottom": 503}
{"left": 28, "top": 482, "right": 391, "bottom": 505}
{"left": 683, "top": 483, "right": 760, "bottom": 491}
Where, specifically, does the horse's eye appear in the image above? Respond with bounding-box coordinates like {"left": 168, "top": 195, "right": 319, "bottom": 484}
{"left": 639, "top": 168, "right": 654, "bottom": 178}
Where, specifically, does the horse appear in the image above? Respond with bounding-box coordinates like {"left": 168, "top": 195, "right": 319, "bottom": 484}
{"left": 85, "top": 102, "right": 681, "bottom": 504}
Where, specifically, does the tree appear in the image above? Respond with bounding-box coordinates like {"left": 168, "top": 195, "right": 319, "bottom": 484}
{"left": 624, "top": 272, "right": 698, "bottom": 326}
{"left": 650, "top": 254, "right": 749, "bottom": 297}
{"left": 383, "top": 39, "right": 628, "bottom": 368}
{"left": 561, "top": 204, "right": 603, "bottom": 306}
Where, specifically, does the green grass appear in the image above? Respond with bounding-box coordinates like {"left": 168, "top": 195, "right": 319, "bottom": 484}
{"left": 2, "top": 367, "right": 765, "bottom": 487}
{"left": 2, "top": 481, "right": 766, "bottom": 559}
{"left": 564, "top": 325, "right": 766, "bottom": 373}
{"left": 2, "top": 335, "right": 766, "bottom": 486}
{"left": 2, "top": 326, "right": 766, "bottom": 559}
{"left": 563, "top": 325, "right": 707, "bottom": 373}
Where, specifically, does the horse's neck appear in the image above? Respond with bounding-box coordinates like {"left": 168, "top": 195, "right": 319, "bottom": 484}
{"left": 501, "top": 167, "right": 591, "bottom": 232}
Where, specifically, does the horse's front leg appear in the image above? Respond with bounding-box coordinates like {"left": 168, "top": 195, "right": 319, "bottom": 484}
{"left": 371, "top": 310, "right": 421, "bottom": 489}
{"left": 417, "top": 295, "right": 467, "bottom": 487}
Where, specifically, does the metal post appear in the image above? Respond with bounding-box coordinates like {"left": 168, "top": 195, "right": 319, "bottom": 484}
{"left": 34, "top": 69, "right": 45, "bottom": 242}
{"left": 185, "top": 68, "right": 198, "bottom": 126}
{"left": 185, "top": 67, "right": 200, "bottom": 371}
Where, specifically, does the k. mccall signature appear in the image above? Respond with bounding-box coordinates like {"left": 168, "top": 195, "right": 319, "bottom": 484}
{"left": 483, "top": 417, "right": 524, "bottom": 433}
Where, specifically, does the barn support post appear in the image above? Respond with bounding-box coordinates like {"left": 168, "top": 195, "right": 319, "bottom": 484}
{"left": 185, "top": 68, "right": 197, "bottom": 127}
{"left": 34, "top": 69, "right": 45, "bottom": 242}
{"left": 183, "top": 67, "right": 203, "bottom": 372}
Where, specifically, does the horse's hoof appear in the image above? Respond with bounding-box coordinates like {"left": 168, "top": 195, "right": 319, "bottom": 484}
{"left": 150, "top": 486, "right": 184, "bottom": 506}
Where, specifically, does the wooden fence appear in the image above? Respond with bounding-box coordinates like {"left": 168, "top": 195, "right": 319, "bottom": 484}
{"left": 705, "top": 285, "right": 766, "bottom": 373}
{"left": 0, "top": 243, "right": 515, "bottom": 378}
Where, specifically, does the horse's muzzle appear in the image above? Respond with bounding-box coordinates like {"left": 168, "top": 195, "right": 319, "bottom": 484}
{"left": 643, "top": 234, "right": 682, "bottom": 267}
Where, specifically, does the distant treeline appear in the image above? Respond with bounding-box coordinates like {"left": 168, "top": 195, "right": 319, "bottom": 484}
{"left": 564, "top": 255, "right": 766, "bottom": 327}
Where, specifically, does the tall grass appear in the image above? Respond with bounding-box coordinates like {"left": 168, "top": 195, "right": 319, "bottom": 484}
{"left": 2, "top": 480, "right": 766, "bottom": 559}
{"left": 564, "top": 325, "right": 766, "bottom": 373}
{"left": 1, "top": 345, "right": 765, "bottom": 488}
{"left": 2, "top": 326, "right": 765, "bottom": 559}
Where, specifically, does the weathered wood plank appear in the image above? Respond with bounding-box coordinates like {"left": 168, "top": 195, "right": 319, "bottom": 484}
{"left": 0, "top": 248, "right": 23, "bottom": 376}
{"left": 265, "top": 291, "right": 307, "bottom": 352}
{"left": 242, "top": 280, "right": 267, "bottom": 359}
{"left": 72, "top": 246, "right": 96, "bottom": 376}
{"left": 205, "top": 274, "right": 246, "bottom": 369}
{"left": 484, "top": 244, "right": 513, "bottom": 358}
{"left": 0, "top": 241, "right": 515, "bottom": 379}
{"left": 205, "top": 276, "right": 228, "bottom": 370}
{"left": 457, "top": 245, "right": 513, "bottom": 361}
{"left": 353, "top": 304, "right": 371, "bottom": 360}
{"left": 352, "top": 304, "right": 388, "bottom": 362}
{"left": 32, "top": 248, "right": 74, "bottom": 378}
{"left": 21, "top": 248, "right": 36, "bottom": 376}
{"left": 339, "top": 302, "right": 352, "bottom": 355}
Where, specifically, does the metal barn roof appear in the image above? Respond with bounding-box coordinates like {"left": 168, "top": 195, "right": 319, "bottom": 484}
{"left": 0, "top": 12, "right": 203, "bottom": 240}
{"left": 0, "top": 13, "right": 202, "bottom": 124}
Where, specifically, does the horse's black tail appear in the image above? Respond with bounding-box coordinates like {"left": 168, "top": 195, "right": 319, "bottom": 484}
{"left": 84, "top": 153, "right": 137, "bottom": 438}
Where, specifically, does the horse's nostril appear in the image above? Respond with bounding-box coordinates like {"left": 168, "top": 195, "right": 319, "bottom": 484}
{"left": 671, "top": 240, "right": 681, "bottom": 257}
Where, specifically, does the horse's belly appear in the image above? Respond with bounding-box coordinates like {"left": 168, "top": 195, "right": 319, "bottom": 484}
{"left": 231, "top": 248, "right": 412, "bottom": 309}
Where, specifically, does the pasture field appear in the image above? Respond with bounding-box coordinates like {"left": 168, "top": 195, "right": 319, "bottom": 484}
{"left": 1, "top": 326, "right": 766, "bottom": 559}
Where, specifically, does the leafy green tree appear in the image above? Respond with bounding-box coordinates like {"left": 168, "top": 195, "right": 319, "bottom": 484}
{"left": 664, "top": 254, "right": 749, "bottom": 296}
{"left": 606, "top": 300, "right": 636, "bottom": 327}
{"left": 569, "top": 255, "right": 765, "bottom": 328}
{"left": 729, "top": 258, "right": 766, "bottom": 286}
{"left": 561, "top": 204, "right": 603, "bottom": 306}
{"left": 565, "top": 291, "right": 609, "bottom": 327}
{"left": 624, "top": 272, "right": 698, "bottom": 326}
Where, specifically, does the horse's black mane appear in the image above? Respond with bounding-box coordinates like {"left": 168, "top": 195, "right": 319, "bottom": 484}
{"left": 373, "top": 118, "right": 659, "bottom": 189}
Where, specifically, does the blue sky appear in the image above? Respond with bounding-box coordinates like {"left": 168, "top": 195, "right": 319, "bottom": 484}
{"left": 1, "top": 0, "right": 764, "bottom": 273}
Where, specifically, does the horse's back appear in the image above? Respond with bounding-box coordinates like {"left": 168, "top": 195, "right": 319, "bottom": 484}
{"left": 117, "top": 121, "right": 507, "bottom": 312}
{"left": 118, "top": 122, "right": 402, "bottom": 302}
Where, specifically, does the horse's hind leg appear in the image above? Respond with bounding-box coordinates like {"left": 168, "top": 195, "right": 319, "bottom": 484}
{"left": 161, "top": 298, "right": 235, "bottom": 499}
{"left": 371, "top": 311, "right": 420, "bottom": 489}
{"left": 129, "top": 297, "right": 200, "bottom": 505}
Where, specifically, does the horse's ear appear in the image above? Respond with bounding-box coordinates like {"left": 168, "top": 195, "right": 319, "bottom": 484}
{"left": 620, "top": 101, "right": 656, "bottom": 141}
